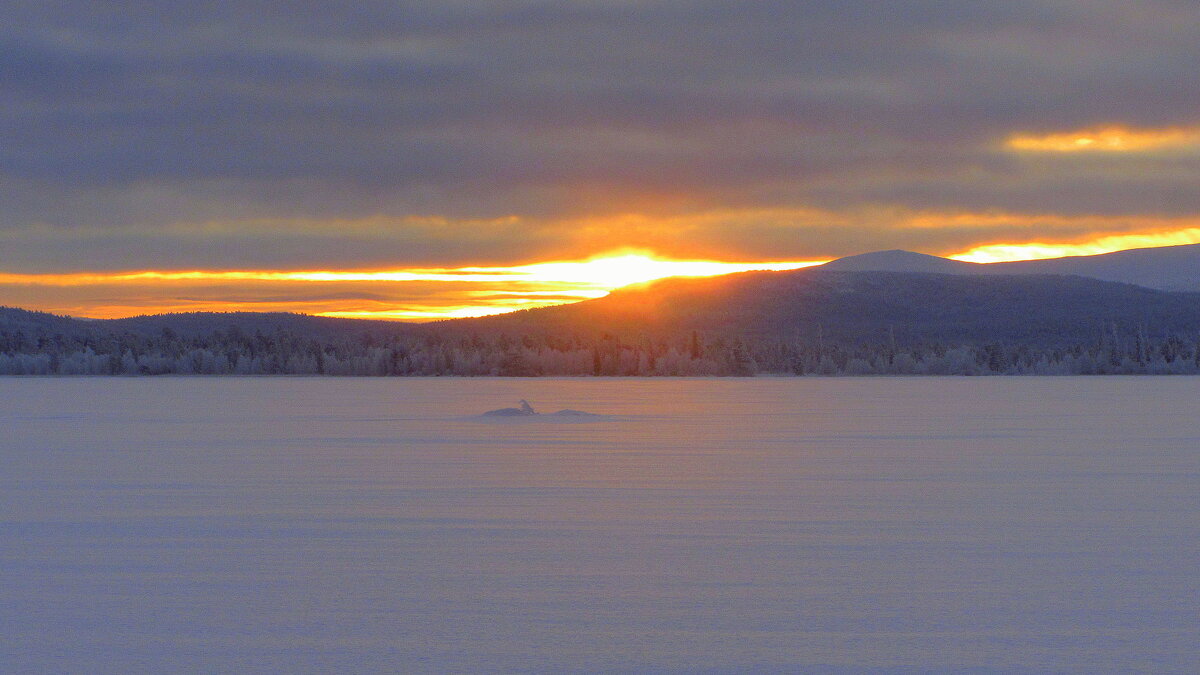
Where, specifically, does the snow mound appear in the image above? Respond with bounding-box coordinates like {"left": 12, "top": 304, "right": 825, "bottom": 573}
{"left": 482, "top": 399, "right": 538, "bottom": 416}
{"left": 478, "top": 400, "right": 607, "bottom": 421}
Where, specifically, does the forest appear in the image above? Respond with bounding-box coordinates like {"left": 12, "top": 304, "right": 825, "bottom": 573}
{"left": 3, "top": 321, "right": 1198, "bottom": 376}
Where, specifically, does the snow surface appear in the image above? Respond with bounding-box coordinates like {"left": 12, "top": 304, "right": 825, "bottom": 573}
{"left": 3, "top": 377, "right": 1200, "bottom": 673}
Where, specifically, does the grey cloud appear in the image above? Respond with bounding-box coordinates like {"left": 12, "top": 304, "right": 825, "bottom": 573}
{"left": 2, "top": 0, "right": 1199, "bottom": 267}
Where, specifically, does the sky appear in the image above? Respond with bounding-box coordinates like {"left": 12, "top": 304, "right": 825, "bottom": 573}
{"left": 4, "top": 1, "right": 1200, "bottom": 319}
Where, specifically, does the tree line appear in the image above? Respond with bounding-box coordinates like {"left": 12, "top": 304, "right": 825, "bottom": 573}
{"left": 3, "top": 324, "right": 1200, "bottom": 376}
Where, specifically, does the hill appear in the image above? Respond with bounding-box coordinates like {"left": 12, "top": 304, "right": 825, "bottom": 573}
{"left": 105, "top": 312, "right": 411, "bottom": 340}
{"left": 0, "top": 307, "right": 412, "bottom": 342}
{"left": 819, "top": 250, "right": 982, "bottom": 275}
{"left": 817, "top": 244, "right": 1200, "bottom": 292}
{"left": 454, "top": 269, "right": 1200, "bottom": 348}
{"left": 0, "top": 306, "right": 95, "bottom": 337}
{"left": 986, "top": 243, "right": 1200, "bottom": 292}
{"left": 5, "top": 268, "right": 1200, "bottom": 376}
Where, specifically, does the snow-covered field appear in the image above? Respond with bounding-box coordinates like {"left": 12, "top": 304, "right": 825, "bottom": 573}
{"left": 3, "top": 377, "right": 1199, "bottom": 673}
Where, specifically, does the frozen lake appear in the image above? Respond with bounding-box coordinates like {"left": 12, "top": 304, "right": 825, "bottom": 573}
{"left": 3, "top": 377, "right": 1199, "bottom": 673}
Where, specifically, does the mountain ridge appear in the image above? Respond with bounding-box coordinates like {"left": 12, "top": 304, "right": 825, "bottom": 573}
{"left": 819, "top": 249, "right": 982, "bottom": 274}
{"left": 6, "top": 268, "right": 1200, "bottom": 375}
{"left": 6, "top": 263, "right": 1200, "bottom": 348}
{"left": 817, "top": 243, "right": 1200, "bottom": 292}
{"left": 457, "top": 268, "right": 1200, "bottom": 347}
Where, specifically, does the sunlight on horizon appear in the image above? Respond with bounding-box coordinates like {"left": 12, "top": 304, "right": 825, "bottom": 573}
{"left": 0, "top": 252, "right": 825, "bottom": 289}
{"left": 4, "top": 236, "right": 1200, "bottom": 320}
{"left": 950, "top": 228, "right": 1200, "bottom": 263}
{"left": 317, "top": 253, "right": 830, "bottom": 320}
{"left": 0, "top": 251, "right": 827, "bottom": 320}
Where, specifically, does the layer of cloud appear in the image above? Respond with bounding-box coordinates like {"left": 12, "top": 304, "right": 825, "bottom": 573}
{"left": 3, "top": 1, "right": 1200, "bottom": 315}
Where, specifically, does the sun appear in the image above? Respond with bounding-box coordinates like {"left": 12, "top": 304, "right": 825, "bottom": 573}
{"left": 508, "top": 251, "right": 826, "bottom": 288}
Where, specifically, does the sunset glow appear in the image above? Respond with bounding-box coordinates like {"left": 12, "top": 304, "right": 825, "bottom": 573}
{"left": 1006, "top": 125, "right": 1200, "bottom": 153}
{"left": 950, "top": 228, "right": 1200, "bottom": 263}
{"left": 0, "top": 252, "right": 826, "bottom": 320}
{"left": 8, "top": 231, "right": 1200, "bottom": 319}
{"left": 7, "top": 232, "right": 1200, "bottom": 319}
{"left": 6, "top": 4, "right": 1200, "bottom": 329}
{"left": 0, "top": 253, "right": 824, "bottom": 288}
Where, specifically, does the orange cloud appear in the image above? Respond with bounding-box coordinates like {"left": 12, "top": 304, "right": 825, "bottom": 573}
{"left": 0, "top": 251, "right": 825, "bottom": 320}
{"left": 8, "top": 217, "right": 1200, "bottom": 319}
{"left": 950, "top": 227, "right": 1200, "bottom": 263}
{"left": 0, "top": 252, "right": 824, "bottom": 289}
{"left": 1006, "top": 125, "right": 1200, "bottom": 153}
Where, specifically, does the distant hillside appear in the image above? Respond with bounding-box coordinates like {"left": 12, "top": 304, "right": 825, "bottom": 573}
{"left": 5, "top": 267, "right": 1200, "bottom": 376}
{"left": 0, "top": 306, "right": 97, "bottom": 338}
{"left": 106, "top": 312, "right": 410, "bottom": 340}
{"left": 820, "top": 250, "right": 982, "bottom": 275}
{"left": 6, "top": 269, "right": 1200, "bottom": 350}
{"left": 457, "top": 268, "right": 1200, "bottom": 347}
{"left": 0, "top": 308, "right": 412, "bottom": 341}
{"left": 986, "top": 243, "right": 1200, "bottom": 292}
{"left": 818, "top": 244, "right": 1200, "bottom": 292}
